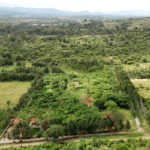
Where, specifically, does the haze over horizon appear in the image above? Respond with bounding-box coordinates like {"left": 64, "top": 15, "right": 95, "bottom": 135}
{"left": 1, "top": 0, "right": 150, "bottom": 13}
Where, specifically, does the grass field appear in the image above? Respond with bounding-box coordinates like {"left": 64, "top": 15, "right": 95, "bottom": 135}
{"left": 0, "top": 81, "right": 31, "bottom": 109}
{"left": 123, "top": 63, "right": 150, "bottom": 71}
{"left": 131, "top": 79, "right": 150, "bottom": 99}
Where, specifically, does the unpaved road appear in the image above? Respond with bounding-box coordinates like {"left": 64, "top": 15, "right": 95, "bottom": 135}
{"left": 1, "top": 136, "right": 150, "bottom": 149}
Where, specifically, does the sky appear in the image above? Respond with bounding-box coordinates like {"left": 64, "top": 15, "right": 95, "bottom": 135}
{"left": 1, "top": 0, "right": 150, "bottom": 13}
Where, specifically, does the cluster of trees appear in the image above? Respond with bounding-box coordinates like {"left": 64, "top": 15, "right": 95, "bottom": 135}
{"left": 66, "top": 58, "right": 104, "bottom": 72}
{"left": 0, "top": 65, "right": 44, "bottom": 81}
{"left": 127, "top": 67, "right": 150, "bottom": 79}
{"left": 11, "top": 121, "right": 33, "bottom": 139}
{"left": 0, "top": 52, "right": 13, "bottom": 66}
{"left": 1, "top": 20, "right": 150, "bottom": 70}
{"left": 115, "top": 66, "right": 150, "bottom": 121}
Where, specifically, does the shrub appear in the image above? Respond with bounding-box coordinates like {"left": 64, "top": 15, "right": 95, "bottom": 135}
{"left": 51, "top": 66, "right": 64, "bottom": 73}
{"left": 139, "top": 84, "right": 144, "bottom": 88}
{"left": 126, "top": 120, "right": 131, "bottom": 131}
{"left": 142, "top": 58, "right": 147, "bottom": 62}
{"left": 111, "top": 144, "right": 117, "bottom": 149}
{"left": 4, "top": 58, "right": 13, "bottom": 65}
{"left": 37, "top": 132, "right": 43, "bottom": 138}
{"left": 76, "top": 140, "right": 86, "bottom": 150}
{"left": 97, "top": 139, "right": 104, "bottom": 147}
{"left": 44, "top": 66, "right": 49, "bottom": 73}
{"left": 68, "top": 73, "right": 77, "bottom": 79}
{"left": 146, "top": 141, "right": 150, "bottom": 149}
{"left": 129, "top": 145, "right": 136, "bottom": 150}
{"left": 116, "top": 143, "right": 129, "bottom": 150}
{"left": 92, "top": 137, "right": 98, "bottom": 147}
{"left": 135, "top": 63, "right": 140, "bottom": 67}
{"left": 86, "top": 145, "right": 93, "bottom": 150}
{"left": 89, "top": 66, "right": 103, "bottom": 72}
{"left": 15, "top": 55, "right": 23, "bottom": 61}
{"left": 107, "top": 141, "right": 113, "bottom": 147}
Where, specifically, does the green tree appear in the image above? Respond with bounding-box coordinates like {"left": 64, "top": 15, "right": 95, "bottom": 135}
{"left": 129, "top": 145, "right": 136, "bottom": 150}
{"left": 86, "top": 145, "right": 93, "bottom": 150}
{"left": 116, "top": 143, "right": 129, "bottom": 150}
{"left": 146, "top": 141, "right": 150, "bottom": 149}
{"left": 118, "top": 119, "right": 124, "bottom": 131}
{"left": 126, "top": 120, "right": 131, "bottom": 131}
{"left": 43, "top": 124, "right": 64, "bottom": 142}
{"left": 104, "top": 100, "right": 119, "bottom": 116}
{"left": 11, "top": 121, "right": 33, "bottom": 139}
{"left": 77, "top": 140, "right": 86, "bottom": 150}
{"left": 6, "top": 100, "right": 10, "bottom": 106}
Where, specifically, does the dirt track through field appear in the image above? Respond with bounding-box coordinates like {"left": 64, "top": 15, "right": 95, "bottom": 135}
{"left": 1, "top": 136, "right": 150, "bottom": 149}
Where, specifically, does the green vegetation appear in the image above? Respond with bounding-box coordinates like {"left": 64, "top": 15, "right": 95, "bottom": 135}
{"left": 0, "top": 81, "right": 31, "bottom": 109}
{"left": 131, "top": 79, "right": 150, "bottom": 99}
{"left": 1, "top": 137, "right": 150, "bottom": 150}
{"left": 1, "top": 16, "right": 150, "bottom": 146}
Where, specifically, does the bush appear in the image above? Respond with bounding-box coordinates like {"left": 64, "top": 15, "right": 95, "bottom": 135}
{"left": 116, "top": 143, "right": 129, "bottom": 150}
{"left": 146, "top": 141, "right": 150, "bottom": 149}
{"left": 129, "top": 145, "right": 136, "bottom": 150}
{"left": 111, "top": 144, "right": 117, "bottom": 149}
{"left": 92, "top": 137, "right": 98, "bottom": 147}
{"left": 4, "top": 58, "right": 13, "bottom": 65}
{"left": 51, "top": 66, "right": 64, "bottom": 74}
{"left": 86, "top": 145, "right": 93, "bottom": 150}
{"left": 89, "top": 66, "right": 103, "bottom": 72}
{"left": 107, "top": 141, "right": 113, "bottom": 147}
{"left": 44, "top": 66, "right": 49, "bottom": 73}
{"left": 68, "top": 73, "right": 77, "bottom": 79}
{"left": 37, "top": 132, "right": 43, "bottom": 138}
{"left": 139, "top": 84, "right": 144, "bottom": 88}
{"left": 76, "top": 140, "right": 86, "bottom": 150}
{"left": 15, "top": 55, "right": 23, "bottom": 61}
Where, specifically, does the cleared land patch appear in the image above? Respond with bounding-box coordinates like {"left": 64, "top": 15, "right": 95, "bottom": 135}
{"left": 0, "top": 81, "right": 31, "bottom": 109}
{"left": 123, "top": 63, "right": 150, "bottom": 71}
{"left": 131, "top": 79, "right": 150, "bottom": 99}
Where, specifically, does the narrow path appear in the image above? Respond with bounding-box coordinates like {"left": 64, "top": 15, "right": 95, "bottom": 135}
{"left": 1, "top": 136, "right": 150, "bottom": 149}
{"left": 0, "top": 131, "right": 130, "bottom": 144}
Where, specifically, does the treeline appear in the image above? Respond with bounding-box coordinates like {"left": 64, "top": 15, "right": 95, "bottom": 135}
{"left": 127, "top": 66, "right": 150, "bottom": 79}
{"left": 0, "top": 19, "right": 143, "bottom": 36}
{"left": 0, "top": 66, "right": 44, "bottom": 81}
{"left": 115, "top": 66, "right": 150, "bottom": 121}
{"left": 0, "top": 21, "right": 110, "bottom": 36}
{"left": 66, "top": 58, "right": 104, "bottom": 72}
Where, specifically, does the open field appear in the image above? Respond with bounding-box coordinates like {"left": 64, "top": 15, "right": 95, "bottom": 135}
{"left": 0, "top": 81, "right": 31, "bottom": 109}
{"left": 123, "top": 63, "right": 150, "bottom": 71}
{"left": 130, "top": 79, "right": 150, "bottom": 99}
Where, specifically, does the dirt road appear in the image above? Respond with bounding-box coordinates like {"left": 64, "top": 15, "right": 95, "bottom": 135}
{"left": 1, "top": 136, "right": 150, "bottom": 149}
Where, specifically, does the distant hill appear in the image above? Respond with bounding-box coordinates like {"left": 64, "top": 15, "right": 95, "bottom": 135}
{"left": 0, "top": 6, "right": 149, "bottom": 17}
{"left": 0, "top": 7, "right": 104, "bottom": 16}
